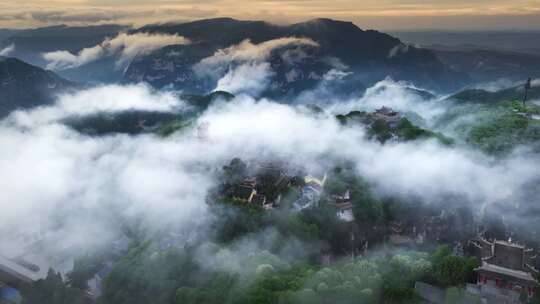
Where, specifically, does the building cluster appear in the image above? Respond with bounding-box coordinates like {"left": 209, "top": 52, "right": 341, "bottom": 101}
{"left": 415, "top": 237, "right": 539, "bottom": 304}
{"left": 386, "top": 209, "right": 472, "bottom": 248}
{"left": 292, "top": 174, "right": 327, "bottom": 211}
{"left": 373, "top": 106, "right": 402, "bottom": 128}
{"left": 224, "top": 161, "right": 294, "bottom": 210}
{"left": 220, "top": 158, "right": 336, "bottom": 215}
{"left": 229, "top": 181, "right": 273, "bottom": 209}
{"left": 0, "top": 233, "right": 132, "bottom": 304}
{"left": 365, "top": 106, "right": 405, "bottom": 142}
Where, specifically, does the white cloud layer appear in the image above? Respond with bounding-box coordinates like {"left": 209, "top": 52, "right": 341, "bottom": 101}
{"left": 8, "top": 84, "right": 183, "bottom": 128}
{"left": 0, "top": 81, "right": 538, "bottom": 273}
{"left": 42, "top": 32, "right": 190, "bottom": 70}
{"left": 195, "top": 37, "right": 318, "bottom": 75}
{"left": 0, "top": 43, "right": 15, "bottom": 56}
{"left": 215, "top": 62, "right": 273, "bottom": 96}
{"left": 194, "top": 37, "right": 318, "bottom": 95}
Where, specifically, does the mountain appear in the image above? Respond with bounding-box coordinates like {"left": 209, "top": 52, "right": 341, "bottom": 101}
{"left": 124, "top": 18, "right": 468, "bottom": 97}
{"left": 448, "top": 84, "right": 540, "bottom": 104}
{"left": 437, "top": 85, "right": 540, "bottom": 155}
{"left": 390, "top": 30, "right": 540, "bottom": 55}
{"left": 0, "top": 29, "right": 22, "bottom": 43}
{"left": 0, "top": 57, "right": 74, "bottom": 117}
{"left": 0, "top": 24, "right": 128, "bottom": 68}
{"left": 63, "top": 91, "right": 234, "bottom": 136}
{"left": 429, "top": 47, "right": 540, "bottom": 84}
{"left": 337, "top": 109, "right": 453, "bottom": 145}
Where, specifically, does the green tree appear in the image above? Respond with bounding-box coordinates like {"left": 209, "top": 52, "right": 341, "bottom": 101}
{"left": 223, "top": 158, "right": 248, "bottom": 184}
{"left": 433, "top": 252, "right": 477, "bottom": 287}
{"left": 68, "top": 254, "right": 104, "bottom": 290}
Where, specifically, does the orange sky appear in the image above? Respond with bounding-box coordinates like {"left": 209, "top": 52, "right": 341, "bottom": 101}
{"left": 1, "top": 0, "right": 540, "bottom": 30}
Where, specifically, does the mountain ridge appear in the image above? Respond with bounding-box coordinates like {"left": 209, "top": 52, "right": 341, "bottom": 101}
{"left": 0, "top": 56, "right": 75, "bottom": 117}
{"left": 125, "top": 17, "right": 468, "bottom": 96}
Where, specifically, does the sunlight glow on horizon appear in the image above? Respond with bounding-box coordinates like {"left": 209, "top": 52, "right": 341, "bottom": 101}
{"left": 1, "top": 0, "right": 540, "bottom": 30}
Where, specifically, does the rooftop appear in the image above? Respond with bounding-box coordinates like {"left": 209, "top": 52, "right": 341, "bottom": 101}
{"left": 494, "top": 240, "right": 525, "bottom": 249}
{"left": 476, "top": 262, "right": 538, "bottom": 285}
{"left": 0, "top": 254, "right": 47, "bottom": 283}
{"left": 374, "top": 106, "right": 400, "bottom": 117}
{"left": 230, "top": 185, "right": 256, "bottom": 200}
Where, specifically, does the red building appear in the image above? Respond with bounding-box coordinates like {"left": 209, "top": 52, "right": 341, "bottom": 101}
{"left": 470, "top": 238, "right": 538, "bottom": 302}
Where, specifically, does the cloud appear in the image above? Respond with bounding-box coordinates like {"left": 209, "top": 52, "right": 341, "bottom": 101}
{"left": 30, "top": 11, "right": 129, "bottom": 23}
{"left": 387, "top": 43, "right": 410, "bottom": 58}
{"left": 43, "top": 47, "right": 104, "bottom": 70}
{"left": 0, "top": 12, "right": 28, "bottom": 21}
{"left": 214, "top": 62, "right": 274, "bottom": 96}
{"left": 0, "top": 44, "right": 15, "bottom": 56}
{"left": 321, "top": 78, "right": 442, "bottom": 125}
{"left": 195, "top": 38, "right": 318, "bottom": 76}
{"left": 193, "top": 37, "right": 318, "bottom": 95}
{"left": 1, "top": 80, "right": 539, "bottom": 276}
{"left": 292, "top": 68, "right": 356, "bottom": 105}
{"left": 0, "top": 84, "right": 204, "bottom": 272}
{"left": 8, "top": 84, "right": 184, "bottom": 128}
{"left": 322, "top": 69, "right": 352, "bottom": 82}
{"left": 43, "top": 32, "right": 190, "bottom": 70}
{"left": 473, "top": 79, "right": 521, "bottom": 92}
{"left": 28, "top": 7, "right": 217, "bottom": 25}
{"left": 2, "top": 1, "right": 540, "bottom": 30}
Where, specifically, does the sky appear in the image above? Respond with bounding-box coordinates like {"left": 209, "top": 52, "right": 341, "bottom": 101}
{"left": 1, "top": 0, "right": 540, "bottom": 30}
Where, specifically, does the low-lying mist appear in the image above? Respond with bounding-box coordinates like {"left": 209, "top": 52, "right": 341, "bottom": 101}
{"left": 1, "top": 79, "right": 539, "bottom": 274}
{"left": 0, "top": 81, "right": 538, "bottom": 252}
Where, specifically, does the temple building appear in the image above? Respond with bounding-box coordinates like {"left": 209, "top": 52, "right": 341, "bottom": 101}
{"left": 373, "top": 106, "right": 402, "bottom": 128}
{"left": 229, "top": 184, "right": 257, "bottom": 203}
{"left": 469, "top": 237, "right": 538, "bottom": 303}
{"left": 334, "top": 190, "right": 354, "bottom": 222}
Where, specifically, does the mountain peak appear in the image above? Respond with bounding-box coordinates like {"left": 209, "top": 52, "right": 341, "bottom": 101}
{"left": 0, "top": 56, "right": 29, "bottom": 66}
{"left": 293, "top": 18, "right": 362, "bottom": 32}
{"left": 0, "top": 57, "right": 74, "bottom": 116}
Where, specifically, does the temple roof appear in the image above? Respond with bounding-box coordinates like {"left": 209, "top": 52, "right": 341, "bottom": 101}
{"left": 476, "top": 262, "right": 538, "bottom": 286}
{"left": 231, "top": 185, "right": 255, "bottom": 200}
{"left": 0, "top": 255, "right": 47, "bottom": 283}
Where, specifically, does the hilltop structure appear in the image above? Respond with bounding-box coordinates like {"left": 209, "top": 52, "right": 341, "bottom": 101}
{"left": 373, "top": 106, "right": 402, "bottom": 128}
{"left": 223, "top": 159, "right": 294, "bottom": 210}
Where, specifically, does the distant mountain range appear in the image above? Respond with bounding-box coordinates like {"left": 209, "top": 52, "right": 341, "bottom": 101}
{"left": 0, "top": 24, "right": 127, "bottom": 67}
{"left": 0, "top": 29, "right": 22, "bottom": 43}
{"left": 391, "top": 30, "right": 540, "bottom": 85}
{"left": 438, "top": 84, "right": 540, "bottom": 155}
{"left": 0, "top": 18, "right": 473, "bottom": 96}
{"left": 449, "top": 84, "right": 540, "bottom": 104}
{"left": 390, "top": 30, "right": 540, "bottom": 55}
{"left": 0, "top": 57, "right": 74, "bottom": 117}
{"left": 1, "top": 19, "right": 538, "bottom": 105}
{"left": 428, "top": 47, "right": 540, "bottom": 84}
{"left": 124, "top": 18, "right": 468, "bottom": 96}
